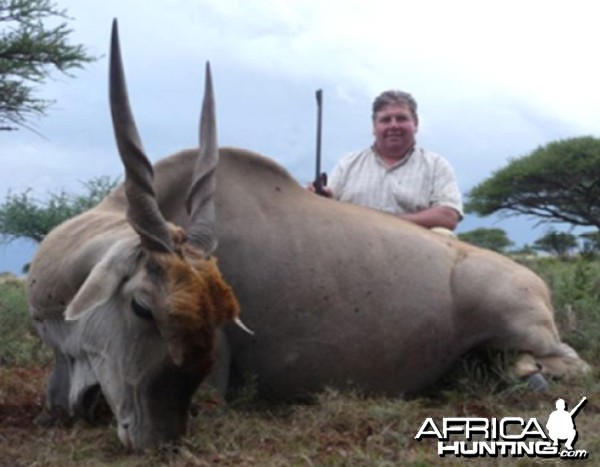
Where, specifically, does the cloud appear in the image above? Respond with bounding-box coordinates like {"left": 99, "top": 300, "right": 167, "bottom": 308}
{"left": 2, "top": 0, "right": 600, "bottom": 273}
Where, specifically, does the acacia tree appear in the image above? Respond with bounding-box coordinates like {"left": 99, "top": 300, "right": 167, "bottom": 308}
{"left": 533, "top": 229, "right": 578, "bottom": 258}
{"left": 0, "top": 0, "right": 96, "bottom": 131}
{"left": 0, "top": 176, "right": 119, "bottom": 243}
{"left": 457, "top": 227, "right": 513, "bottom": 253}
{"left": 465, "top": 137, "right": 600, "bottom": 231}
{"left": 579, "top": 231, "right": 600, "bottom": 258}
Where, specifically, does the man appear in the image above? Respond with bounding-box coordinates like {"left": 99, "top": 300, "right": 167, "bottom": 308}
{"left": 310, "top": 90, "right": 462, "bottom": 235}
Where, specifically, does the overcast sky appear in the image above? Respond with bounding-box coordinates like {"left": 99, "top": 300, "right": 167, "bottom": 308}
{"left": 2, "top": 0, "right": 600, "bottom": 273}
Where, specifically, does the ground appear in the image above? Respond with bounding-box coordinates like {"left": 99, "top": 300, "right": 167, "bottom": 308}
{"left": 1, "top": 361, "right": 599, "bottom": 466}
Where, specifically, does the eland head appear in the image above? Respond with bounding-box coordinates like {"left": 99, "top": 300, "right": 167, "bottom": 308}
{"left": 29, "top": 19, "right": 243, "bottom": 451}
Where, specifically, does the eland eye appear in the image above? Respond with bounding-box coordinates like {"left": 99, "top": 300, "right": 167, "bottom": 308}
{"left": 131, "top": 298, "right": 153, "bottom": 321}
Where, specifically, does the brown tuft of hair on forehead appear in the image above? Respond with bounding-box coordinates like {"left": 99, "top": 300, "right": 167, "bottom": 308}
{"left": 162, "top": 248, "right": 239, "bottom": 326}
{"left": 153, "top": 245, "right": 240, "bottom": 366}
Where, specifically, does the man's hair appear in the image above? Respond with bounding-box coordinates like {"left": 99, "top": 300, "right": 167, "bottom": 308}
{"left": 372, "top": 90, "right": 418, "bottom": 121}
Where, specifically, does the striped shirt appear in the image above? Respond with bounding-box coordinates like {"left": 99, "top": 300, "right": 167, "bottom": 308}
{"left": 329, "top": 146, "right": 463, "bottom": 217}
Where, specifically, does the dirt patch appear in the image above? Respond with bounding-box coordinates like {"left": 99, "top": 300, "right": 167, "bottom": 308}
{"left": 0, "top": 366, "right": 46, "bottom": 428}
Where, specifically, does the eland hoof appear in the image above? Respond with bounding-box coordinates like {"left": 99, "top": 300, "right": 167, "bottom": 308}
{"left": 526, "top": 372, "right": 549, "bottom": 391}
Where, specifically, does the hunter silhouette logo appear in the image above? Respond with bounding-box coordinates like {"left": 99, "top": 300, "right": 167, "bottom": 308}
{"left": 415, "top": 396, "right": 589, "bottom": 459}
{"left": 546, "top": 397, "right": 587, "bottom": 451}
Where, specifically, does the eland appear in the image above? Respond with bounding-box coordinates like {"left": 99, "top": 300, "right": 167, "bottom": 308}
{"left": 28, "top": 20, "right": 590, "bottom": 452}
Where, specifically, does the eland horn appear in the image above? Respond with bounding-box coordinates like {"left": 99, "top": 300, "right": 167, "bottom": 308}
{"left": 109, "top": 19, "right": 174, "bottom": 253}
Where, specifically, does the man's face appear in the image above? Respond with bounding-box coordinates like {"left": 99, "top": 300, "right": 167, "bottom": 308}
{"left": 372, "top": 103, "right": 418, "bottom": 158}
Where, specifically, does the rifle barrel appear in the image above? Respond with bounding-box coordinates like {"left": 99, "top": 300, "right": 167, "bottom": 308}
{"left": 315, "top": 89, "right": 323, "bottom": 184}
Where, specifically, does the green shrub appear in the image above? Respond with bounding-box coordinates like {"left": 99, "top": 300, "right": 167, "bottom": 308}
{"left": 0, "top": 277, "right": 49, "bottom": 366}
{"left": 519, "top": 257, "right": 600, "bottom": 363}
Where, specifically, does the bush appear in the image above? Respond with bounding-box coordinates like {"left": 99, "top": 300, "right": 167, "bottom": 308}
{"left": 517, "top": 256, "right": 600, "bottom": 363}
{"left": 0, "top": 276, "right": 49, "bottom": 366}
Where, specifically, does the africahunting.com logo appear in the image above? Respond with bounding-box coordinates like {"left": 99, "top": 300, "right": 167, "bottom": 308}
{"left": 415, "top": 397, "right": 588, "bottom": 459}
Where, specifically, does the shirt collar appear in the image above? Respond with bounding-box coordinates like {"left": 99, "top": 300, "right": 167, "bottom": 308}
{"left": 371, "top": 144, "right": 417, "bottom": 170}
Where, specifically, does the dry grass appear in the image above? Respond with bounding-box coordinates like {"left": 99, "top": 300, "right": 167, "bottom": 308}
{"left": 1, "top": 364, "right": 598, "bottom": 466}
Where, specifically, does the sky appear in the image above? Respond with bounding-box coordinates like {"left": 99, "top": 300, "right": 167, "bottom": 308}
{"left": 2, "top": 0, "right": 600, "bottom": 274}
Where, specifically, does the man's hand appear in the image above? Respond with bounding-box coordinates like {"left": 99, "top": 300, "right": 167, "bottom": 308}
{"left": 306, "top": 181, "right": 333, "bottom": 198}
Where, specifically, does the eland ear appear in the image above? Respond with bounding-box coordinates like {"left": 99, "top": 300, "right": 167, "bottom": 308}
{"left": 65, "top": 239, "right": 140, "bottom": 321}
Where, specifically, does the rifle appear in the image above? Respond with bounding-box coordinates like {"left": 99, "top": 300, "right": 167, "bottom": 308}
{"left": 313, "top": 89, "right": 328, "bottom": 196}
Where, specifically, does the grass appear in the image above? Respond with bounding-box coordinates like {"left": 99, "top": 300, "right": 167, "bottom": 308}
{"left": 522, "top": 257, "right": 600, "bottom": 365}
{"left": 2, "top": 377, "right": 598, "bottom": 466}
{"left": 0, "top": 257, "right": 599, "bottom": 466}
{"left": 0, "top": 275, "right": 50, "bottom": 366}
